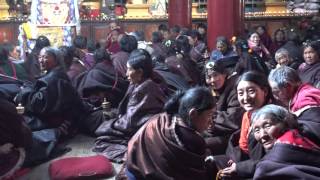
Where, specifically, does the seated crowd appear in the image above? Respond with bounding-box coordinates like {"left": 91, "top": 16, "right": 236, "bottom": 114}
{"left": 1, "top": 22, "right": 320, "bottom": 180}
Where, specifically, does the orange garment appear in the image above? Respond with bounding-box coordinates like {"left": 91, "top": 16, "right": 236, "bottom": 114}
{"left": 239, "top": 112, "right": 251, "bottom": 154}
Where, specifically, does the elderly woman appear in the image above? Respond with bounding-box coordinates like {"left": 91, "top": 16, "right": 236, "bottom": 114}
{"left": 215, "top": 71, "right": 273, "bottom": 179}
{"left": 210, "top": 36, "right": 237, "bottom": 62}
{"left": 252, "top": 104, "right": 320, "bottom": 179}
{"left": 93, "top": 49, "right": 166, "bottom": 163}
{"left": 15, "top": 47, "right": 85, "bottom": 165}
{"left": 274, "top": 48, "right": 301, "bottom": 69}
{"left": 126, "top": 87, "right": 217, "bottom": 180}
{"left": 298, "top": 40, "right": 320, "bottom": 88}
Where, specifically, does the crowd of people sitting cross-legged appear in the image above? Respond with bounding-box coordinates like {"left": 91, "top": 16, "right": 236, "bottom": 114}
{"left": 1, "top": 21, "right": 320, "bottom": 180}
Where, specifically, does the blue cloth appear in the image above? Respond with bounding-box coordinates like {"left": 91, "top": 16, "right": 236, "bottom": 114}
{"left": 210, "top": 49, "right": 237, "bottom": 61}
{"left": 125, "top": 168, "right": 136, "bottom": 180}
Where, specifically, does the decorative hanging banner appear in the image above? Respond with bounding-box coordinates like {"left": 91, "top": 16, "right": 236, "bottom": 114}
{"left": 30, "top": 0, "right": 79, "bottom": 26}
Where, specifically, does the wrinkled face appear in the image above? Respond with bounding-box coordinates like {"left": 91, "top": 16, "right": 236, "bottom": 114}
{"left": 249, "top": 33, "right": 260, "bottom": 46}
{"left": 237, "top": 81, "right": 267, "bottom": 112}
{"left": 216, "top": 41, "right": 228, "bottom": 54}
{"left": 206, "top": 71, "right": 227, "bottom": 90}
{"left": 192, "top": 108, "right": 215, "bottom": 133}
{"left": 126, "top": 63, "right": 143, "bottom": 84}
{"left": 275, "top": 31, "right": 285, "bottom": 42}
{"left": 275, "top": 53, "right": 290, "bottom": 66}
{"left": 252, "top": 117, "right": 284, "bottom": 150}
{"left": 39, "top": 49, "right": 57, "bottom": 72}
{"left": 303, "top": 47, "right": 319, "bottom": 65}
{"left": 269, "top": 81, "right": 294, "bottom": 107}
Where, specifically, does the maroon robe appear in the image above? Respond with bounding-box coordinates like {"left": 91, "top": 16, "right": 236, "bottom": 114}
{"left": 127, "top": 113, "right": 211, "bottom": 180}
{"left": 93, "top": 79, "right": 165, "bottom": 162}
{"left": 111, "top": 51, "right": 130, "bottom": 78}
{"left": 165, "top": 55, "right": 200, "bottom": 86}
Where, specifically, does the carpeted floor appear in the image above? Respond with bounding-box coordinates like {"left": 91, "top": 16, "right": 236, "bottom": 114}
{"left": 19, "top": 134, "right": 123, "bottom": 180}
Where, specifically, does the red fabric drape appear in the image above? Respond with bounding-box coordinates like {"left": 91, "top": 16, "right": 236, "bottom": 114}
{"left": 207, "top": 0, "right": 244, "bottom": 51}
{"left": 168, "top": 0, "right": 192, "bottom": 28}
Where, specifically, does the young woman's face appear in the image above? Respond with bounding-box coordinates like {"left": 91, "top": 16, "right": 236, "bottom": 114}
{"left": 249, "top": 33, "right": 260, "bottom": 46}
{"left": 237, "top": 81, "right": 267, "bottom": 112}
{"left": 126, "top": 63, "right": 143, "bottom": 84}
{"left": 192, "top": 108, "right": 215, "bottom": 133}
{"left": 303, "top": 46, "right": 319, "bottom": 65}
{"left": 39, "top": 49, "right": 57, "bottom": 72}
{"left": 252, "top": 117, "right": 284, "bottom": 150}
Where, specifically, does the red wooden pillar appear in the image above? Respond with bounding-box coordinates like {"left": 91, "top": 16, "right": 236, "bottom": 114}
{"left": 168, "top": 0, "right": 192, "bottom": 28}
{"left": 207, "top": 0, "right": 244, "bottom": 51}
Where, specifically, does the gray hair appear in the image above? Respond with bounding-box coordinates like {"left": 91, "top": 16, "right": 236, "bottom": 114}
{"left": 274, "top": 48, "right": 290, "bottom": 61}
{"left": 268, "top": 66, "right": 301, "bottom": 89}
{"left": 251, "top": 104, "right": 298, "bottom": 129}
{"left": 41, "top": 47, "right": 66, "bottom": 71}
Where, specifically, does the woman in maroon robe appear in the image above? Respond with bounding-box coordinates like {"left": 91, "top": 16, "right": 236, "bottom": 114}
{"left": 93, "top": 49, "right": 166, "bottom": 162}
{"left": 126, "top": 87, "right": 217, "bottom": 180}
{"left": 298, "top": 40, "right": 320, "bottom": 88}
{"left": 251, "top": 104, "right": 320, "bottom": 179}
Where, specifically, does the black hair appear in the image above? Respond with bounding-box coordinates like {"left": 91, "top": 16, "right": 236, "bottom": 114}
{"left": 247, "top": 30, "right": 260, "bottom": 40}
{"left": 94, "top": 48, "right": 111, "bottom": 63}
{"left": 86, "top": 39, "right": 97, "bottom": 53}
{"left": 179, "top": 27, "right": 190, "bottom": 36}
{"left": 273, "top": 29, "right": 286, "bottom": 42}
{"left": 2, "top": 43, "right": 15, "bottom": 53}
{"left": 151, "top": 31, "right": 163, "bottom": 43}
{"left": 164, "top": 87, "right": 216, "bottom": 127}
{"left": 170, "top": 25, "right": 181, "bottom": 34}
{"left": 120, "top": 35, "right": 137, "bottom": 53}
{"left": 196, "top": 22, "right": 207, "bottom": 30}
{"left": 188, "top": 30, "right": 201, "bottom": 40}
{"left": 73, "top": 35, "right": 87, "bottom": 49}
{"left": 41, "top": 47, "right": 66, "bottom": 71}
{"left": 31, "top": 35, "right": 50, "bottom": 57}
{"left": 0, "top": 44, "right": 9, "bottom": 62}
{"left": 59, "top": 46, "right": 74, "bottom": 69}
{"left": 235, "top": 38, "right": 249, "bottom": 52}
{"left": 302, "top": 40, "right": 320, "bottom": 56}
{"left": 127, "top": 49, "right": 153, "bottom": 78}
{"left": 287, "top": 30, "right": 300, "bottom": 44}
{"left": 158, "top": 23, "right": 168, "bottom": 32}
{"left": 133, "top": 30, "right": 145, "bottom": 41}
{"left": 175, "top": 35, "right": 191, "bottom": 56}
{"left": 237, "top": 71, "right": 273, "bottom": 104}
